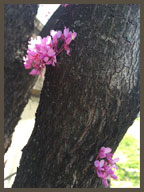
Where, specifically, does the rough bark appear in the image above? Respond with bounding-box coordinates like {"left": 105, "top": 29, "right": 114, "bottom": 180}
{"left": 12, "top": 4, "right": 140, "bottom": 188}
{"left": 4, "top": 4, "right": 38, "bottom": 152}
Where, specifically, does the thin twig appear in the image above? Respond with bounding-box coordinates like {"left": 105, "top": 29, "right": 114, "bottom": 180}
{"left": 4, "top": 172, "right": 17, "bottom": 181}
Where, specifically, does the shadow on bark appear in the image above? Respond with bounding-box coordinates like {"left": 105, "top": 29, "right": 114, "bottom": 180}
{"left": 4, "top": 4, "right": 39, "bottom": 152}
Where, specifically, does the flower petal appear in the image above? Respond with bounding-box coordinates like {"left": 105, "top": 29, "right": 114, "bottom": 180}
{"left": 105, "top": 147, "right": 112, "bottom": 153}
{"left": 64, "top": 27, "right": 69, "bottom": 38}
{"left": 102, "top": 179, "right": 109, "bottom": 187}
{"left": 48, "top": 49, "right": 55, "bottom": 57}
{"left": 94, "top": 160, "right": 100, "bottom": 168}
{"left": 29, "top": 69, "right": 41, "bottom": 75}
{"left": 99, "top": 160, "right": 104, "bottom": 167}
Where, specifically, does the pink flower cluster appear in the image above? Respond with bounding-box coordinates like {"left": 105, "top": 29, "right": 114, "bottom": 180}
{"left": 23, "top": 27, "right": 77, "bottom": 76}
{"left": 94, "top": 146, "right": 119, "bottom": 187}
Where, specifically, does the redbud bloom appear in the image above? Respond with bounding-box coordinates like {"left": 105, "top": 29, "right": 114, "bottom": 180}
{"left": 94, "top": 146, "right": 119, "bottom": 187}
{"left": 98, "top": 146, "right": 112, "bottom": 158}
{"left": 63, "top": 27, "right": 77, "bottom": 44}
{"left": 24, "top": 27, "right": 77, "bottom": 76}
{"left": 29, "top": 69, "right": 41, "bottom": 75}
{"left": 24, "top": 36, "right": 53, "bottom": 75}
{"left": 50, "top": 30, "right": 62, "bottom": 47}
{"left": 50, "top": 30, "right": 62, "bottom": 39}
{"left": 61, "top": 27, "right": 77, "bottom": 55}
{"left": 102, "top": 178, "right": 109, "bottom": 187}
{"left": 94, "top": 160, "right": 104, "bottom": 171}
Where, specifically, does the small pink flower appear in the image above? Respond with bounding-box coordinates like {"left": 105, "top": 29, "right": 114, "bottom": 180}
{"left": 29, "top": 69, "right": 41, "bottom": 76}
{"left": 98, "top": 147, "right": 112, "bottom": 158}
{"left": 94, "top": 160, "right": 104, "bottom": 168}
{"left": 102, "top": 178, "right": 109, "bottom": 187}
{"left": 50, "top": 30, "right": 62, "bottom": 46}
{"left": 47, "top": 48, "right": 55, "bottom": 57}
{"left": 50, "top": 30, "right": 62, "bottom": 38}
{"left": 64, "top": 43, "right": 70, "bottom": 55}
{"left": 62, "top": 27, "right": 77, "bottom": 55}
{"left": 107, "top": 153, "right": 119, "bottom": 166}
{"left": 63, "top": 27, "right": 70, "bottom": 38}
{"left": 46, "top": 55, "right": 57, "bottom": 66}
{"left": 44, "top": 57, "right": 49, "bottom": 62}
{"left": 63, "top": 27, "right": 77, "bottom": 44}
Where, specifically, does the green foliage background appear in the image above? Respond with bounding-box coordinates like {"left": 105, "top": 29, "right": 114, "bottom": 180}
{"left": 111, "top": 126, "right": 140, "bottom": 188}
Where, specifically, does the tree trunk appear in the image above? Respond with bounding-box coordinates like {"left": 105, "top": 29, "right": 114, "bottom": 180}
{"left": 12, "top": 4, "right": 140, "bottom": 188}
{"left": 4, "top": 4, "right": 38, "bottom": 152}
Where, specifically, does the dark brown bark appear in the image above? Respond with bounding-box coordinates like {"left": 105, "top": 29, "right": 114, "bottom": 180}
{"left": 12, "top": 4, "right": 140, "bottom": 188}
{"left": 4, "top": 4, "right": 38, "bottom": 152}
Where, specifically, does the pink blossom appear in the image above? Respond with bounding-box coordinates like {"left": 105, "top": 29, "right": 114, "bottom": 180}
{"left": 50, "top": 30, "right": 62, "bottom": 46}
{"left": 61, "top": 27, "right": 77, "bottom": 55}
{"left": 94, "top": 146, "right": 119, "bottom": 187}
{"left": 24, "top": 35, "right": 51, "bottom": 75}
{"left": 50, "top": 30, "right": 62, "bottom": 39}
{"left": 94, "top": 160, "right": 104, "bottom": 173}
{"left": 63, "top": 27, "right": 77, "bottom": 44}
{"left": 23, "top": 27, "right": 77, "bottom": 76}
{"left": 102, "top": 178, "right": 109, "bottom": 187}
{"left": 98, "top": 146, "right": 111, "bottom": 158}
{"left": 46, "top": 55, "right": 57, "bottom": 66}
{"left": 47, "top": 48, "right": 55, "bottom": 57}
{"left": 106, "top": 153, "right": 119, "bottom": 166}
{"left": 105, "top": 166, "right": 118, "bottom": 180}
{"left": 64, "top": 43, "right": 70, "bottom": 55}
{"left": 29, "top": 69, "right": 41, "bottom": 76}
